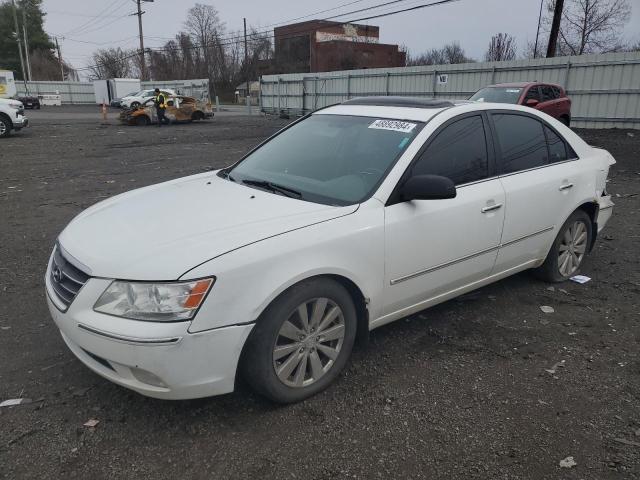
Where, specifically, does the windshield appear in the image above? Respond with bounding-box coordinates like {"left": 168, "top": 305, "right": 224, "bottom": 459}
{"left": 226, "top": 114, "right": 423, "bottom": 206}
{"left": 470, "top": 87, "right": 523, "bottom": 103}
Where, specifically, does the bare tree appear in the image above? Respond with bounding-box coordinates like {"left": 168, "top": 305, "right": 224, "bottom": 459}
{"left": 543, "top": 0, "right": 631, "bottom": 55}
{"left": 485, "top": 33, "right": 517, "bottom": 61}
{"left": 406, "top": 42, "right": 474, "bottom": 66}
{"left": 29, "top": 48, "right": 77, "bottom": 80}
{"left": 87, "top": 48, "right": 135, "bottom": 79}
{"left": 183, "top": 3, "right": 225, "bottom": 83}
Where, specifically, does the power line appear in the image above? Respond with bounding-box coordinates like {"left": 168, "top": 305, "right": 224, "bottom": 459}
{"left": 75, "top": 0, "right": 460, "bottom": 73}
{"left": 63, "top": 0, "right": 130, "bottom": 36}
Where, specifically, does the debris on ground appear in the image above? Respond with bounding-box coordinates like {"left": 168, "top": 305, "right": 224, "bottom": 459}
{"left": 83, "top": 419, "right": 100, "bottom": 428}
{"left": 570, "top": 275, "right": 591, "bottom": 284}
{"left": 540, "top": 305, "right": 555, "bottom": 313}
{"left": 545, "top": 360, "right": 565, "bottom": 374}
{"left": 613, "top": 438, "right": 640, "bottom": 448}
{"left": 0, "top": 398, "right": 32, "bottom": 407}
{"left": 546, "top": 286, "right": 555, "bottom": 292}
{"left": 559, "top": 456, "right": 577, "bottom": 468}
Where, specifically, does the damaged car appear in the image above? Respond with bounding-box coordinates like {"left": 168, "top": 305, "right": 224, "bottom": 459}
{"left": 119, "top": 95, "right": 213, "bottom": 126}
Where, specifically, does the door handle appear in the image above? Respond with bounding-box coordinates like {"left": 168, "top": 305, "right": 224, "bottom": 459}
{"left": 481, "top": 203, "right": 503, "bottom": 213}
{"left": 559, "top": 183, "right": 574, "bottom": 191}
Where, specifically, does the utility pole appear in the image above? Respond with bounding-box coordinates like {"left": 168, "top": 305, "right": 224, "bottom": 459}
{"left": 10, "top": 0, "right": 28, "bottom": 88}
{"left": 546, "top": 0, "right": 564, "bottom": 57}
{"left": 133, "top": 0, "right": 154, "bottom": 80}
{"left": 54, "top": 37, "right": 65, "bottom": 81}
{"left": 244, "top": 17, "right": 250, "bottom": 113}
{"left": 22, "top": 4, "right": 32, "bottom": 81}
{"left": 534, "top": 0, "right": 544, "bottom": 59}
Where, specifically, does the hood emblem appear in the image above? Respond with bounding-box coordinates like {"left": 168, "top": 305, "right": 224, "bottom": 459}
{"left": 52, "top": 266, "right": 63, "bottom": 283}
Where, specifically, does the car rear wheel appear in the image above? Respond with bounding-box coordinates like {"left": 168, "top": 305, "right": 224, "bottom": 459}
{"left": 135, "top": 115, "right": 150, "bottom": 126}
{"left": 241, "top": 278, "right": 357, "bottom": 403}
{"left": 0, "top": 115, "right": 11, "bottom": 138}
{"left": 533, "top": 209, "right": 592, "bottom": 282}
{"left": 559, "top": 115, "right": 571, "bottom": 127}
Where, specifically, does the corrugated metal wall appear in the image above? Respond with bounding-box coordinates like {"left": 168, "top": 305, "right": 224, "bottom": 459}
{"left": 16, "top": 81, "right": 94, "bottom": 104}
{"left": 16, "top": 78, "right": 210, "bottom": 104}
{"left": 260, "top": 51, "right": 640, "bottom": 129}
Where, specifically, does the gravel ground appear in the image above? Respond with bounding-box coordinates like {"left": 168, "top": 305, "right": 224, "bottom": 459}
{"left": 0, "top": 107, "right": 639, "bottom": 479}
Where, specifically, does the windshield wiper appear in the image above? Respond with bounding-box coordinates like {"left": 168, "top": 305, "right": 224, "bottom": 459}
{"left": 242, "top": 179, "right": 302, "bottom": 198}
{"left": 219, "top": 170, "right": 236, "bottom": 182}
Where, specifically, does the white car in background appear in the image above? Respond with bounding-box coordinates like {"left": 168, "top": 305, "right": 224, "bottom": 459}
{"left": 119, "top": 88, "right": 176, "bottom": 109}
{"left": 0, "top": 97, "right": 28, "bottom": 137}
{"left": 45, "top": 97, "right": 615, "bottom": 403}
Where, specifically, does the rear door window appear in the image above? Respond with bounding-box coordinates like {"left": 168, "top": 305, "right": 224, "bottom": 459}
{"left": 544, "top": 126, "right": 568, "bottom": 162}
{"left": 540, "top": 85, "right": 555, "bottom": 102}
{"left": 412, "top": 115, "right": 489, "bottom": 185}
{"left": 523, "top": 87, "right": 541, "bottom": 103}
{"left": 492, "top": 113, "right": 548, "bottom": 173}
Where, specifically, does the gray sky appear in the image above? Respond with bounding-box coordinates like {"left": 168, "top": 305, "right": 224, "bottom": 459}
{"left": 42, "top": 0, "right": 640, "bottom": 77}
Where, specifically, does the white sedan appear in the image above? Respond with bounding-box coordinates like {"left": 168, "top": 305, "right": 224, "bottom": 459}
{"left": 45, "top": 97, "right": 615, "bottom": 402}
{"left": 119, "top": 88, "right": 176, "bottom": 109}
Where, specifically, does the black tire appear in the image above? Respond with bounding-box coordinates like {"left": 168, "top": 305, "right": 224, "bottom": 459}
{"left": 191, "top": 111, "right": 205, "bottom": 121}
{"left": 0, "top": 114, "right": 11, "bottom": 138}
{"left": 560, "top": 115, "right": 571, "bottom": 127}
{"left": 241, "top": 278, "right": 357, "bottom": 403}
{"left": 130, "top": 101, "right": 141, "bottom": 109}
{"left": 533, "top": 209, "right": 592, "bottom": 282}
{"left": 135, "top": 115, "right": 150, "bottom": 126}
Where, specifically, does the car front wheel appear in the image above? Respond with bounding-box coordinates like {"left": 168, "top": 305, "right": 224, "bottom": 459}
{"left": 0, "top": 115, "right": 11, "bottom": 138}
{"left": 534, "top": 209, "right": 592, "bottom": 282}
{"left": 241, "top": 278, "right": 357, "bottom": 403}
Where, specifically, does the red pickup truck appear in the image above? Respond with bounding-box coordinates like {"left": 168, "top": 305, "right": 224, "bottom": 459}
{"left": 470, "top": 82, "right": 572, "bottom": 126}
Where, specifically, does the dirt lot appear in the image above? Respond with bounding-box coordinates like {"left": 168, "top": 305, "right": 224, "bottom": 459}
{"left": 1, "top": 106, "right": 639, "bottom": 479}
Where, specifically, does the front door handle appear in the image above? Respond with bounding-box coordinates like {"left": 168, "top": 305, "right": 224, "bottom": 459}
{"left": 559, "top": 183, "right": 574, "bottom": 191}
{"left": 481, "top": 203, "right": 503, "bottom": 213}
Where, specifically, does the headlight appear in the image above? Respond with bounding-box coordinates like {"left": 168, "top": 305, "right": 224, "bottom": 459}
{"left": 93, "top": 278, "right": 214, "bottom": 321}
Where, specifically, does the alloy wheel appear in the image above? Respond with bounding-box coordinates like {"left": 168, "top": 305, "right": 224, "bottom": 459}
{"left": 272, "top": 297, "right": 345, "bottom": 388}
{"left": 0, "top": 120, "right": 7, "bottom": 136}
{"left": 558, "top": 220, "right": 588, "bottom": 277}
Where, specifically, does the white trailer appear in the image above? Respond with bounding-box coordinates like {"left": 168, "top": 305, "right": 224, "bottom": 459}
{"left": 93, "top": 78, "right": 141, "bottom": 105}
{"left": 0, "top": 70, "right": 17, "bottom": 99}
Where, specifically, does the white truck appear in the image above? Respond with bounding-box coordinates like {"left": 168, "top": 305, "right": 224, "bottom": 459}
{"left": 0, "top": 70, "right": 28, "bottom": 138}
{"left": 93, "top": 78, "right": 141, "bottom": 106}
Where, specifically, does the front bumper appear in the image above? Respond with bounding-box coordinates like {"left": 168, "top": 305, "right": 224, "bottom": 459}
{"left": 596, "top": 194, "right": 614, "bottom": 233}
{"left": 45, "top": 260, "right": 253, "bottom": 400}
{"left": 14, "top": 115, "right": 28, "bottom": 129}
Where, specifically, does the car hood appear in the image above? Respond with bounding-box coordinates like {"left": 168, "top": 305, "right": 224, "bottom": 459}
{"left": 0, "top": 98, "right": 22, "bottom": 107}
{"left": 58, "top": 172, "right": 357, "bottom": 280}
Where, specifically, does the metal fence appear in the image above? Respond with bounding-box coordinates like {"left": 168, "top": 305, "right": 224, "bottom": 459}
{"left": 16, "top": 81, "right": 94, "bottom": 104}
{"left": 16, "top": 78, "right": 210, "bottom": 104}
{"left": 260, "top": 51, "right": 640, "bottom": 129}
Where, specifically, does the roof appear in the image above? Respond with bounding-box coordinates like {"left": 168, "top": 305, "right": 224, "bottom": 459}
{"left": 342, "top": 96, "right": 458, "bottom": 109}
{"left": 487, "top": 81, "right": 563, "bottom": 88}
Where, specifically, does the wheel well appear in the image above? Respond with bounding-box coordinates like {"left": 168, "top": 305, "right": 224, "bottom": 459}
{"left": 0, "top": 112, "right": 12, "bottom": 127}
{"left": 324, "top": 274, "right": 370, "bottom": 348}
{"left": 577, "top": 202, "right": 598, "bottom": 251}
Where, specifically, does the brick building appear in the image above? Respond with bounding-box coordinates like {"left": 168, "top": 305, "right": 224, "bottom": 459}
{"left": 271, "top": 20, "right": 406, "bottom": 74}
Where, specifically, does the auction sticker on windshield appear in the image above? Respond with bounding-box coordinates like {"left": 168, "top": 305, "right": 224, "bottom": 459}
{"left": 368, "top": 119, "right": 417, "bottom": 133}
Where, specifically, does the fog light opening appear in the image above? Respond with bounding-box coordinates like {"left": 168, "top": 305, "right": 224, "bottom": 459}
{"left": 130, "top": 367, "right": 167, "bottom": 388}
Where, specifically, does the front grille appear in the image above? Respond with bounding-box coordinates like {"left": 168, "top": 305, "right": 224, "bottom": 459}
{"left": 49, "top": 246, "right": 90, "bottom": 309}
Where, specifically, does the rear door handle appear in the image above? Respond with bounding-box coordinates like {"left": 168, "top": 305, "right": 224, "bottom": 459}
{"left": 481, "top": 203, "right": 503, "bottom": 213}
{"left": 559, "top": 183, "right": 574, "bottom": 191}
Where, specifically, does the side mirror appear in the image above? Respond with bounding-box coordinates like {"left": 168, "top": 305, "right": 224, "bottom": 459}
{"left": 401, "top": 175, "right": 456, "bottom": 201}
{"left": 525, "top": 98, "right": 539, "bottom": 107}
